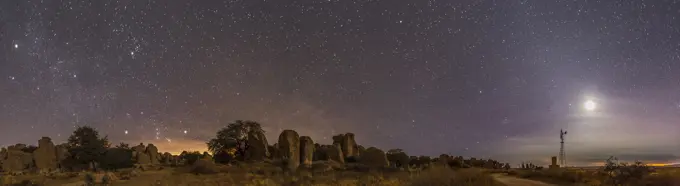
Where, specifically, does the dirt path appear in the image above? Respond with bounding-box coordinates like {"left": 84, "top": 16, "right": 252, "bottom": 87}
{"left": 492, "top": 174, "right": 557, "bottom": 186}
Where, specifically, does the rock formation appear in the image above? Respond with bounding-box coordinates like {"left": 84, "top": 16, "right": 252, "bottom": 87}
{"left": 360, "top": 147, "right": 389, "bottom": 167}
{"left": 245, "top": 130, "right": 269, "bottom": 161}
{"left": 55, "top": 144, "right": 69, "bottom": 169}
{"left": 1, "top": 145, "right": 32, "bottom": 173}
{"left": 299, "top": 136, "right": 314, "bottom": 166}
{"left": 33, "top": 137, "right": 58, "bottom": 172}
{"left": 161, "top": 152, "right": 174, "bottom": 165}
{"left": 146, "top": 144, "right": 160, "bottom": 164}
{"left": 267, "top": 144, "right": 279, "bottom": 159}
{"left": 278, "top": 130, "right": 300, "bottom": 171}
{"left": 332, "top": 133, "right": 358, "bottom": 159}
{"left": 314, "top": 145, "right": 344, "bottom": 164}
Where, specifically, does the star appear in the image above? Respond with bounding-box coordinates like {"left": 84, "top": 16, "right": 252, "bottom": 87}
{"left": 13, "top": 44, "right": 18, "bottom": 49}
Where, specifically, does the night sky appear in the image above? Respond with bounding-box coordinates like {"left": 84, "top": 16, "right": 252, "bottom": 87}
{"left": 2, "top": 0, "right": 680, "bottom": 166}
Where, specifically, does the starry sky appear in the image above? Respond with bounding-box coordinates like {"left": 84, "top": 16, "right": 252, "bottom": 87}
{"left": 2, "top": 0, "right": 680, "bottom": 166}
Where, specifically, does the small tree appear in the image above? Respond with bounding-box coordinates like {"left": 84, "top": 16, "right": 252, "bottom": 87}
{"left": 206, "top": 120, "right": 264, "bottom": 160}
{"left": 115, "top": 142, "right": 130, "bottom": 149}
{"left": 66, "top": 126, "right": 110, "bottom": 171}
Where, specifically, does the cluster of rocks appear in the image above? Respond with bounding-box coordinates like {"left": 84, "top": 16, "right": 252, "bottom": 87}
{"left": 0, "top": 137, "right": 68, "bottom": 174}
{"left": 131, "top": 143, "right": 179, "bottom": 166}
{"left": 0, "top": 137, "right": 181, "bottom": 174}
{"left": 240, "top": 129, "right": 390, "bottom": 171}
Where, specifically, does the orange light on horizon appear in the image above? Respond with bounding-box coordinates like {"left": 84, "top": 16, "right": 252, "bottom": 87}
{"left": 121, "top": 138, "right": 209, "bottom": 155}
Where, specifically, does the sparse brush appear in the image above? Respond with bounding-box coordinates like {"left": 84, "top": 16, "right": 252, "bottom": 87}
{"left": 410, "top": 165, "right": 500, "bottom": 186}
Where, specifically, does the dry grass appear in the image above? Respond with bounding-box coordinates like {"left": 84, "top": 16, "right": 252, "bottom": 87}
{"left": 510, "top": 167, "right": 680, "bottom": 186}
{"left": 1, "top": 162, "right": 504, "bottom": 186}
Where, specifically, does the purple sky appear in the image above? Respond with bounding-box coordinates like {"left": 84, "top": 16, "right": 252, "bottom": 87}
{"left": 2, "top": 0, "right": 680, "bottom": 166}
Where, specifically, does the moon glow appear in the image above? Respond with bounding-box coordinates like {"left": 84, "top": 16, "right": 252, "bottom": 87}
{"left": 584, "top": 100, "right": 596, "bottom": 111}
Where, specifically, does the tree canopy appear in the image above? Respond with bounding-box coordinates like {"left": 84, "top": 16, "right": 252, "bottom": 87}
{"left": 206, "top": 120, "right": 264, "bottom": 158}
{"left": 66, "top": 126, "right": 110, "bottom": 171}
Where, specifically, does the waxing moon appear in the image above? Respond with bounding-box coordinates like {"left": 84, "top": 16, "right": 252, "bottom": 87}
{"left": 584, "top": 100, "right": 596, "bottom": 111}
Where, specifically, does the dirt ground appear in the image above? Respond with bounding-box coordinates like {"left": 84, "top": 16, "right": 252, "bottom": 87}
{"left": 492, "top": 173, "right": 556, "bottom": 186}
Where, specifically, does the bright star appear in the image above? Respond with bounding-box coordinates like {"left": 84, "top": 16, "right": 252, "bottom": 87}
{"left": 124, "top": 130, "right": 128, "bottom": 135}
{"left": 14, "top": 44, "right": 18, "bottom": 48}
{"left": 183, "top": 130, "right": 188, "bottom": 134}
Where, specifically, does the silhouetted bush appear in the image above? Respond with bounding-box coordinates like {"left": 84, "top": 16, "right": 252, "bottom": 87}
{"left": 179, "top": 151, "right": 203, "bottom": 165}
{"left": 100, "top": 148, "right": 134, "bottom": 171}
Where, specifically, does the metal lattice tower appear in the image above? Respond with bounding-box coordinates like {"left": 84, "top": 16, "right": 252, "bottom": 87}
{"left": 559, "top": 129, "right": 568, "bottom": 167}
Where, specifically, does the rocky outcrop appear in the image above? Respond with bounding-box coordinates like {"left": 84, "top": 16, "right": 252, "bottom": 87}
{"left": 146, "top": 144, "right": 160, "bottom": 164}
{"left": 278, "top": 130, "right": 300, "bottom": 171}
{"left": 299, "top": 136, "right": 314, "bottom": 166}
{"left": 245, "top": 130, "right": 269, "bottom": 161}
{"left": 33, "top": 137, "right": 58, "bottom": 172}
{"left": 314, "top": 145, "right": 344, "bottom": 164}
{"left": 332, "top": 133, "right": 358, "bottom": 159}
{"left": 267, "top": 144, "right": 279, "bottom": 159}
{"left": 136, "top": 153, "right": 151, "bottom": 164}
{"left": 360, "top": 147, "right": 389, "bottom": 167}
{"left": 161, "top": 152, "right": 174, "bottom": 165}
{"left": 2, "top": 146, "right": 32, "bottom": 173}
{"left": 55, "top": 144, "right": 69, "bottom": 169}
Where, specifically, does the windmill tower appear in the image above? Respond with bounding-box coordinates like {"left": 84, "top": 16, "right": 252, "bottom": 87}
{"left": 559, "top": 129, "right": 568, "bottom": 167}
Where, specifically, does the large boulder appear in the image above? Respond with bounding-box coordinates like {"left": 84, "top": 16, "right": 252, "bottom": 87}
{"left": 136, "top": 153, "right": 151, "bottom": 165}
{"left": 55, "top": 144, "right": 69, "bottom": 168}
{"left": 299, "top": 136, "right": 314, "bottom": 166}
{"left": 360, "top": 147, "right": 389, "bottom": 167}
{"left": 245, "top": 130, "right": 269, "bottom": 161}
{"left": 33, "top": 137, "right": 58, "bottom": 172}
{"left": 161, "top": 152, "right": 174, "bottom": 165}
{"left": 2, "top": 148, "right": 32, "bottom": 173}
{"left": 278, "top": 130, "right": 300, "bottom": 171}
{"left": 267, "top": 144, "right": 279, "bottom": 159}
{"left": 314, "top": 145, "right": 344, "bottom": 164}
{"left": 132, "top": 143, "right": 145, "bottom": 160}
{"left": 332, "top": 133, "right": 358, "bottom": 159}
{"left": 386, "top": 150, "right": 409, "bottom": 168}
{"left": 146, "top": 144, "right": 160, "bottom": 164}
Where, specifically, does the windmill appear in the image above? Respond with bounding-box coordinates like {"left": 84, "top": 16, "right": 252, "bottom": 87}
{"left": 559, "top": 129, "right": 567, "bottom": 167}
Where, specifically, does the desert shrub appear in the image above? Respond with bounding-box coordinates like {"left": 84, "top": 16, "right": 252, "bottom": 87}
{"left": 602, "top": 156, "right": 654, "bottom": 185}
{"left": 100, "top": 148, "right": 134, "bottom": 171}
{"left": 179, "top": 151, "right": 203, "bottom": 165}
{"left": 214, "top": 148, "right": 236, "bottom": 164}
